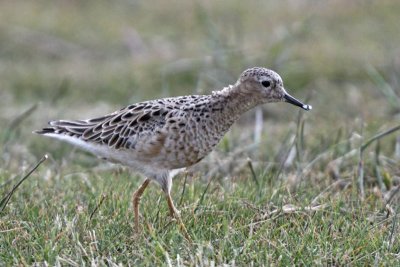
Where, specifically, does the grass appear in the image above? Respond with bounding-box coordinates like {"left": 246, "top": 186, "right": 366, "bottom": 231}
{"left": 1, "top": 0, "right": 400, "bottom": 265}
{"left": 1, "top": 155, "right": 399, "bottom": 265}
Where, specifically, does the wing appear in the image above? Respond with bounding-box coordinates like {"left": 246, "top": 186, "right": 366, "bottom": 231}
{"left": 35, "top": 100, "right": 172, "bottom": 150}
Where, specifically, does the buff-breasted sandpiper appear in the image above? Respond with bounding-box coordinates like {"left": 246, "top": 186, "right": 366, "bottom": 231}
{"left": 35, "top": 67, "right": 312, "bottom": 240}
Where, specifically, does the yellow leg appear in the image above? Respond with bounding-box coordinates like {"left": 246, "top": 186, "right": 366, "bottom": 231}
{"left": 166, "top": 193, "right": 191, "bottom": 242}
{"left": 132, "top": 178, "right": 151, "bottom": 233}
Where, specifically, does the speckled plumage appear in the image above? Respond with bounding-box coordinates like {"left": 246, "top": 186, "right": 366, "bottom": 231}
{"left": 35, "top": 67, "right": 311, "bottom": 238}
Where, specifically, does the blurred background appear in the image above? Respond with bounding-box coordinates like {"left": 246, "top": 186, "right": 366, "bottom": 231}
{"left": 1, "top": 0, "right": 400, "bottom": 264}
{"left": 1, "top": 0, "right": 399, "bottom": 170}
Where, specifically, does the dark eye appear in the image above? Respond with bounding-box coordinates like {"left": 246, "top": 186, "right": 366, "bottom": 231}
{"left": 262, "top": 81, "right": 271, "bottom": 87}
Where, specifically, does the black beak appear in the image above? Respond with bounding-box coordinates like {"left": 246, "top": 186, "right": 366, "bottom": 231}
{"left": 284, "top": 93, "right": 312, "bottom": 111}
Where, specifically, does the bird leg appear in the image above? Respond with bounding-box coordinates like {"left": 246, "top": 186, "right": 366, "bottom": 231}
{"left": 132, "top": 178, "right": 151, "bottom": 233}
{"left": 165, "top": 192, "right": 191, "bottom": 241}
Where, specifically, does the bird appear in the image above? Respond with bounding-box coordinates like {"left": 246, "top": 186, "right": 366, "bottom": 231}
{"left": 35, "top": 67, "right": 311, "bottom": 240}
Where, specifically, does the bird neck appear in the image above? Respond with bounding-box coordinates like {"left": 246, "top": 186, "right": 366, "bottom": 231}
{"left": 213, "top": 83, "right": 262, "bottom": 119}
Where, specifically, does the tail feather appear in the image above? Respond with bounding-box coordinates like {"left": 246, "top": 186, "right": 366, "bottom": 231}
{"left": 35, "top": 114, "right": 113, "bottom": 145}
{"left": 33, "top": 127, "right": 57, "bottom": 135}
{"left": 34, "top": 119, "right": 95, "bottom": 137}
{"left": 33, "top": 120, "right": 104, "bottom": 155}
{"left": 50, "top": 120, "right": 92, "bottom": 127}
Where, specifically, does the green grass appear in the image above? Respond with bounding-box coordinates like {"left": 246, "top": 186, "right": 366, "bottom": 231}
{"left": 1, "top": 158, "right": 399, "bottom": 265}
{"left": 1, "top": 0, "right": 400, "bottom": 265}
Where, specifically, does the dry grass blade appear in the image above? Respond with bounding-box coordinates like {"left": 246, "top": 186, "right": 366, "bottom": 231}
{"left": 89, "top": 193, "right": 107, "bottom": 221}
{"left": 0, "top": 154, "right": 48, "bottom": 213}
{"left": 358, "top": 160, "right": 365, "bottom": 199}
{"left": 273, "top": 131, "right": 296, "bottom": 180}
{"left": 374, "top": 142, "right": 386, "bottom": 191}
{"left": 8, "top": 103, "right": 38, "bottom": 132}
{"left": 2, "top": 103, "right": 38, "bottom": 145}
{"left": 0, "top": 173, "right": 20, "bottom": 189}
{"left": 280, "top": 204, "right": 328, "bottom": 213}
{"left": 250, "top": 204, "right": 329, "bottom": 227}
{"left": 360, "top": 125, "right": 400, "bottom": 153}
{"left": 358, "top": 124, "right": 400, "bottom": 199}
{"left": 253, "top": 107, "right": 263, "bottom": 144}
{"left": 366, "top": 65, "right": 400, "bottom": 110}
{"left": 387, "top": 207, "right": 399, "bottom": 250}
{"left": 311, "top": 179, "right": 351, "bottom": 205}
{"left": 194, "top": 176, "right": 215, "bottom": 214}
{"left": 386, "top": 186, "right": 400, "bottom": 205}
{"left": 178, "top": 171, "right": 188, "bottom": 207}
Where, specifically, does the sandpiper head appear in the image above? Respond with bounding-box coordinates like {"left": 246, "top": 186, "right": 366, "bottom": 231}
{"left": 238, "top": 67, "right": 312, "bottom": 111}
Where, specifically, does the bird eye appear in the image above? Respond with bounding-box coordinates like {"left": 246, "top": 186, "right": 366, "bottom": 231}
{"left": 261, "top": 81, "right": 271, "bottom": 87}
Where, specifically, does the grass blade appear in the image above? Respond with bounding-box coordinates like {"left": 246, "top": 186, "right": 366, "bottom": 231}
{"left": 358, "top": 124, "right": 400, "bottom": 199}
{"left": 89, "top": 193, "right": 107, "bottom": 221}
{"left": 361, "top": 125, "right": 400, "bottom": 153}
{"left": 247, "top": 157, "right": 260, "bottom": 187}
{"left": 0, "top": 154, "right": 48, "bottom": 213}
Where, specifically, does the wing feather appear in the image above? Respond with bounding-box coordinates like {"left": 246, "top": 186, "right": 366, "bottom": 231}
{"left": 36, "top": 101, "right": 171, "bottom": 150}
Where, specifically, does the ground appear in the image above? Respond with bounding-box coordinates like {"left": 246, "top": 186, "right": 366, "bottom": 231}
{"left": 0, "top": 0, "right": 399, "bottom": 265}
